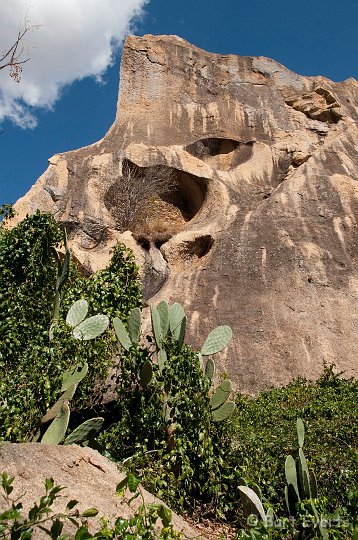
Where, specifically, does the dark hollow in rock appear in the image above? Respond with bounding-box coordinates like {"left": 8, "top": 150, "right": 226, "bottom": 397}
{"left": 185, "top": 137, "right": 254, "bottom": 171}
{"left": 179, "top": 235, "right": 214, "bottom": 260}
{"left": 104, "top": 161, "right": 208, "bottom": 231}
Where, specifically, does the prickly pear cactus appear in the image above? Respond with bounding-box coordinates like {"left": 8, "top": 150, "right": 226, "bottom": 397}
{"left": 41, "top": 383, "right": 77, "bottom": 424}
{"left": 66, "top": 299, "right": 88, "bottom": 328}
{"left": 210, "top": 379, "right": 232, "bottom": 410}
{"left": 212, "top": 400, "right": 236, "bottom": 421}
{"left": 64, "top": 417, "right": 104, "bottom": 445}
{"left": 169, "top": 302, "right": 186, "bottom": 340}
{"left": 41, "top": 402, "right": 70, "bottom": 444}
{"left": 113, "top": 317, "right": 132, "bottom": 351}
{"left": 238, "top": 486, "right": 267, "bottom": 522}
{"left": 157, "top": 349, "right": 167, "bottom": 374}
{"left": 205, "top": 358, "right": 215, "bottom": 381}
{"left": 61, "top": 362, "right": 88, "bottom": 392}
{"left": 177, "top": 316, "right": 187, "bottom": 350}
{"left": 157, "top": 301, "right": 170, "bottom": 336}
{"left": 201, "top": 325, "right": 232, "bottom": 356}
{"left": 151, "top": 305, "right": 163, "bottom": 349}
{"left": 73, "top": 314, "right": 109, "bottom": 340}
{"left": 128, "top": 307, "right": 141, "bottom": 345}
{"left": 296, "top": 418, "right": 305, "bottom": 449}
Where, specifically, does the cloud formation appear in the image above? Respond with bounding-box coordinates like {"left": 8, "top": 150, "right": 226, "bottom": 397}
{"left": 0, "top": 0, "right": 148, "bottom": 128}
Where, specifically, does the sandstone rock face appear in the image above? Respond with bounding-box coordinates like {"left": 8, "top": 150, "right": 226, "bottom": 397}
{"left": 13, "top": 35, "right": 358, "bottom": 392}
{"left": 0, "top": 443, "right": 204, "bottom": 538}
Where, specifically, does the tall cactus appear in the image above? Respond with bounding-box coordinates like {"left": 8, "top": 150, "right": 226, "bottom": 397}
{"left": 284, "top": 418, "right": 327, "bottom": 539}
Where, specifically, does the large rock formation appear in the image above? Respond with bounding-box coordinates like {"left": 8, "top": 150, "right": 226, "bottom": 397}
{"left": 13, "top": 35, "right": 358, "bottom": 393}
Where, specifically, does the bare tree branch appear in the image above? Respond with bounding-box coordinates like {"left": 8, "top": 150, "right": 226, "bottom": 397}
{"left": 0, "top": 11, "right": 38, "bottom": 83}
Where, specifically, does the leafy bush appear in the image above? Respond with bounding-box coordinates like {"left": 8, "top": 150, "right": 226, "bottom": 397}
{"left": 228, "top": 365, "right": 357, "bottom": 523}
{"left": 0, "top": 211, "right": 141, "bottom": 442}
{"left": 98, "top": 317, "right": 234, "bottom": 517}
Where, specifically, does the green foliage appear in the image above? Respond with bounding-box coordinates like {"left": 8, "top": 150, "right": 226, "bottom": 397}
{"left": 0, "top": 472, "right": 182, "bottom": 539}
{"left": 236, "top": 419, "right": 355, "bottom": 540}
{"left": 99, "top": 301, "right": 234, "bottom": 517}
{"left": 229, "top": 366, "right": 358, "bottom": 523}
{"left": 0, "top": 211, "right": 141, "bottom": 442}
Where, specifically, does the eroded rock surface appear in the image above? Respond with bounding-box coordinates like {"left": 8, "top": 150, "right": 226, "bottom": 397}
{"left": 12, "top": 35, "right": 358, "bottom": 392}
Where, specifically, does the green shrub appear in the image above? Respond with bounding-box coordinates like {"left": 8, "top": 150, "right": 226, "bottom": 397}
{"left": 0, "top": 211, "right": 141, "bottom": 442}
{"left": 229, "top": 365, "right": 357, "bottom": 522}
{"left": 99, "top": 331, "right": 234, "bottom": 517}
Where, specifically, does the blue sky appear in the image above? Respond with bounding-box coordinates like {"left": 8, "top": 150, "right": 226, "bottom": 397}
{"left": 1, "top": 0, "right": 357, "bottom": 204}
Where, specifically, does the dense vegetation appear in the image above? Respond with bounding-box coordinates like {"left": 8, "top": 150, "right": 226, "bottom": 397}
{"left": 0, "top": 209, "right": 357, "bottom": 539}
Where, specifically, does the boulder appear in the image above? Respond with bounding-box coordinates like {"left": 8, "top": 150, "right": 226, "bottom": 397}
{"left": 11, "top": 35, "right": 358, "bottom": 392}
{"left": 0, "top": 443, "right": 204, "bottom": 538}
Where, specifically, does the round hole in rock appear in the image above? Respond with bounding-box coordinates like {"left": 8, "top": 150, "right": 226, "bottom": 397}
{"left": 104, "top": 159, "right": 208, "bottom": 237}
{"left": 185, "top": 137, "right": 254, "bottom": 171}
{"left": 180, "top": 235, "right": 214, "bottom": 260}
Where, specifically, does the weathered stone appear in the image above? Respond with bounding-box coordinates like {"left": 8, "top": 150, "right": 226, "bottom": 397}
{"left": 0, "top": 443, "right": 204, "bottom": 538}
{"left": 11, "top": 35, "right": 358, "bottom": 393}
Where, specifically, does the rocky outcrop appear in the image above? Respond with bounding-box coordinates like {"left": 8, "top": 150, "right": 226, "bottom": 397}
{"left": 12, "top": 35, "right": 358, "bottom": 392}
{"left": 0, "top": 443, "right": 204, "bottom": 538}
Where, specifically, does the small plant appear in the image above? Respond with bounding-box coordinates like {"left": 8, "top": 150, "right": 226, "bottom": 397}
{"left": 0, "top": 472, "right": 183, "bottom": 539}
{"left": 0, "top": 472, "right": 99, "bottom": 539}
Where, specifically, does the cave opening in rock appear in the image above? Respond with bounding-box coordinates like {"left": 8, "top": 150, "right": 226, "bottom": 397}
{"left": 185, "top": 137, "right": 254, "bottom": 171}
{"left": 104, "top": 159, "right": 208, "bottom": 243}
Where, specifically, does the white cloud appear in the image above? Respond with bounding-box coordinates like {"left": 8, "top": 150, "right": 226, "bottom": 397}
{"left": 0, "top": 0, "right": 148, "bottom": 128}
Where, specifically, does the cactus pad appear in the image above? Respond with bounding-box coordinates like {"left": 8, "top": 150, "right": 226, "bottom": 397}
{"left": 64, "top": 417, "right": 104, "bottom": 445}
{"left": 41, "top": 383, "right": 76, "bottom": 424}
{"left": 73, "top": 314, "right": 109, "bottom": 340}
{"left": 157, "top": 301, "right": 170, "bottom": 336}
{"left": 157, "top": 349, "right": 167, "bottom": 373}
{"left": 177, "top": 316, "right": 187, "bottom": 350}
{"left": 169, "top": 302, "right": 186, "bottom": 340}
{"left": 128, "top": 307, "right": 141, "bottom": 345}
{"left": 61, "top": 362, "right": 88, "bottom": 392}
{"left": 201, "top": 325, "right": 232, "bottom": 356}
{"left": 212, "top": 400, "right": 235, "bottom": 421}
{"left": 210, "top": 379, "right": 232, "bottom": 410}
{"left": 205, "top": 358, "right": 215, "bottom": 381}
{"left": 113, "top": 317, "right": 132, "bottom": 351}
{"left": 151, "top": 305, "right": 163, "bottom": 349}
{"left": 66, "top": 299, "right": 88, "bottom": 328}
{"left": 238, "top": 486, "right": 266, "bottom": 521}
{"left": 41, "top": 402, "right": 70, "bottom": 444}
{"left": 296, "top": 417, "right": 305, "bottom": 448}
